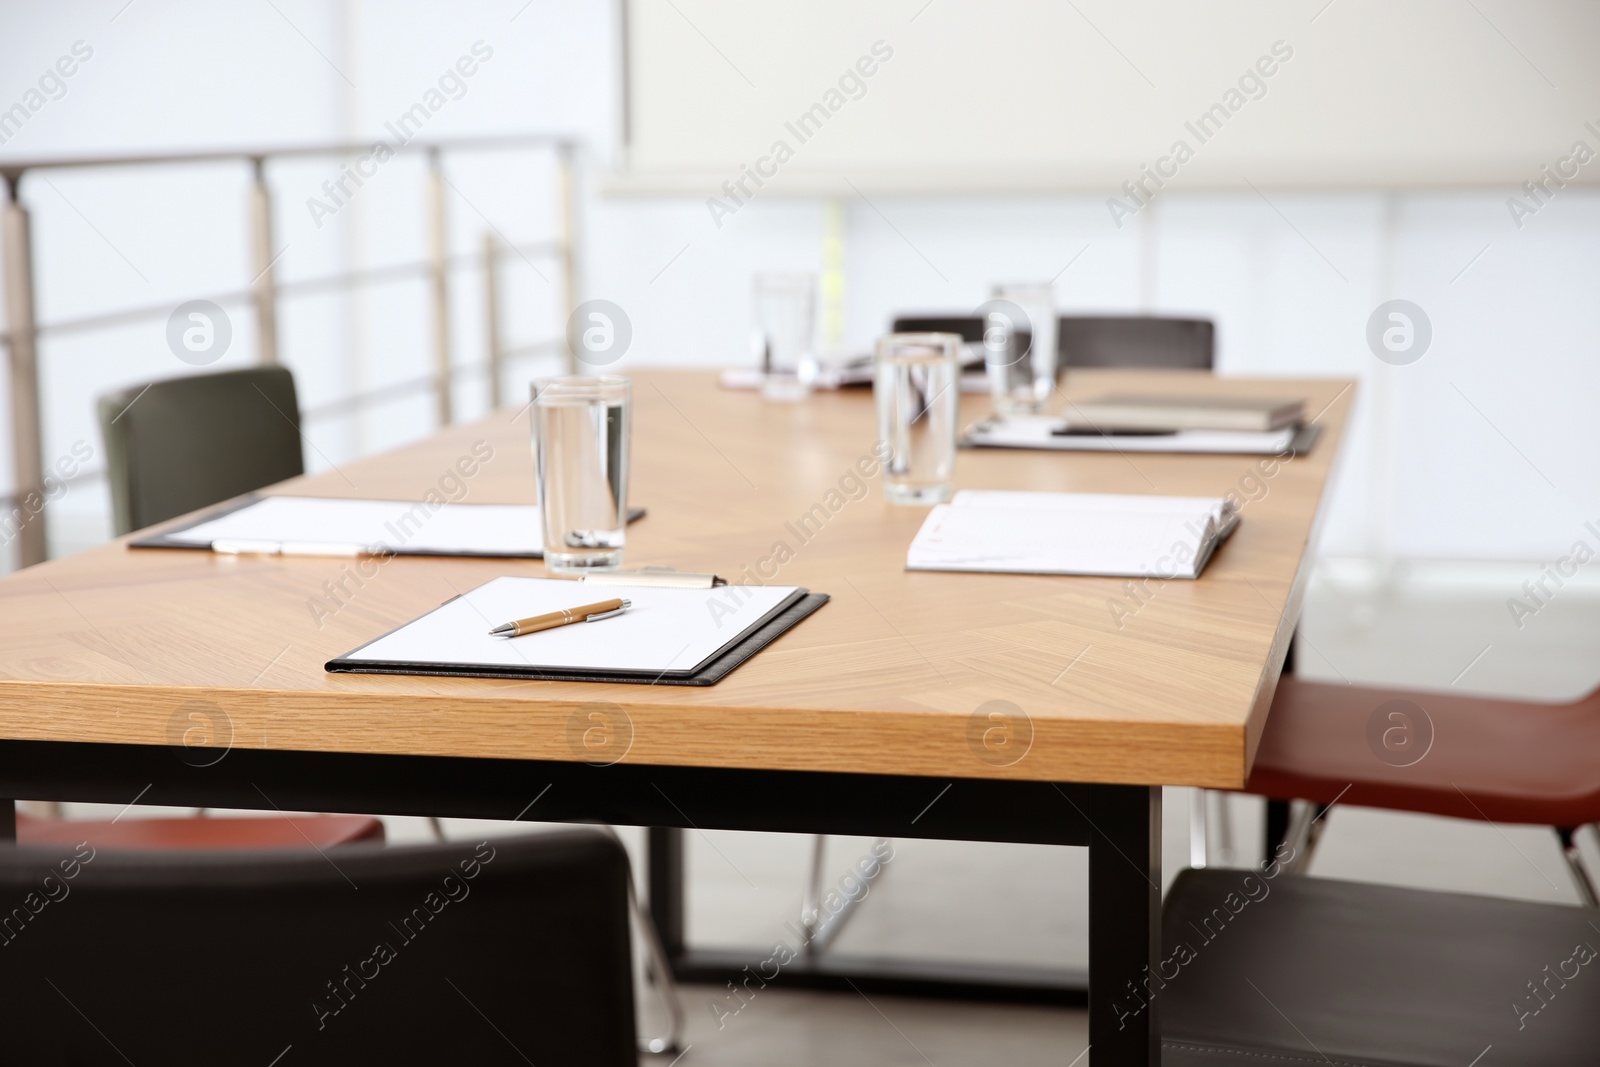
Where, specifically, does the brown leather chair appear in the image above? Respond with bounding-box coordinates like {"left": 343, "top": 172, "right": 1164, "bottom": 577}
{"left": 1240, "top": 675, "right": 1600, "bottom": 903}
{"left": 18, "top": 811, "right": 384, "bottom": 851}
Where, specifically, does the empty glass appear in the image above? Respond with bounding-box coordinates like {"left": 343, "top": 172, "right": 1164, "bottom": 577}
{"left": 985, "top": 282, "right": 1057, "bottom": 416}
{"left": 875, "top": 333, "right": 962, "bottom": 505}
{"left": 531, "top": 375, "right": 631, "bottom": 574}
{"left": 752, "top": 272, "right": 818, "bottom": 401}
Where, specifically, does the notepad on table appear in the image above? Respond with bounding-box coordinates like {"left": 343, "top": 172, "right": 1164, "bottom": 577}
{"left": 906, "top": 490, "right": 1239, "bottom": 579}
{"left": 326, "top": 576, "right": 828, "bottom": 686}
{"left": 132, "top": 495, "right": 644, "bottom": 559}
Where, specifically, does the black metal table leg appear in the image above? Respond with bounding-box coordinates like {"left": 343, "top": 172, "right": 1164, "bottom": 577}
{"left": 1088, "top": 785, "right": 1162, "bottom": 1066}
{"left": 647, "top": 826, "right": 685, "bottom": 962}
{"left": 1264, "top": 797, "right": 1291, "bottom": 866}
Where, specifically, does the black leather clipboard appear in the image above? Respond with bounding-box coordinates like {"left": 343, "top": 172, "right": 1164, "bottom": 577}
{"left": 128, "top": 493, "right": 648, "bottom": 560}
{"left": 961, "top": 420, "right": 1321, "bottom": 457}
{"left": 325, "top": 589, "right": 829, "bottom": 687}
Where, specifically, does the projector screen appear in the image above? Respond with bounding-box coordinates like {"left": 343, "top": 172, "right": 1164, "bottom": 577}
{"left": 617, "top": 0, "right": 1600, "bottom": 194}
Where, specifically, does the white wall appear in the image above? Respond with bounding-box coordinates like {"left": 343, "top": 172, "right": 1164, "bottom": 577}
{"left": 1, "top": 0, "right": 1596, "bottom": 571}
{"left": 623, "top": 0, "right": 1600, "bottom": 190}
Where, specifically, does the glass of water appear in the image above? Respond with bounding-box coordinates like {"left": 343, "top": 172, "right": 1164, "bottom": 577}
{"left": 875, "top": 333, "right": 962, "bottom": 505}
{"left": 985, "top": 282, "right": 1057, "bottom": 417}
{"left": 531, "top": 375, "right": 631, "bottom": 574}
{"left": 752, "top": 272, "right": 818, "bottom": 401}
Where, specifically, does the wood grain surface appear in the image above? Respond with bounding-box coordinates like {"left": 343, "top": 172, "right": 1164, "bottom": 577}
{"left": 0, "top": 369, "right": 1353, "bottom": 787}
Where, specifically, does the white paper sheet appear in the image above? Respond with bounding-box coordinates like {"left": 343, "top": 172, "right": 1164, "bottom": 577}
{"left": 341, "top": 576, "right": 802, "bottom": 675}
{"left": 964, "top": 416, "right": 1295, "bottom": 455}
{"left": 907, "top": 490, "right": 1233, "bottom": 579}
{"left": 165, "top": 497, "right": 543, "bottom": 557}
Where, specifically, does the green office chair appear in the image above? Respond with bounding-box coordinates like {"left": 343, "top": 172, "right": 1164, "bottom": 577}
{"left": 93, "top": 366, "right": 685, "bottom": 1053}
{"left": 80, "top": 366, "right": 384, "bottom": 851}
{"left": 98, "top": 365, "right": 306, "bottom": 536}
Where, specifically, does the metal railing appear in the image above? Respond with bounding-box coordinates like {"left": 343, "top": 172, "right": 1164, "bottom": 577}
{"left": 0, "top": 134, "right": 582, "bottom": 568}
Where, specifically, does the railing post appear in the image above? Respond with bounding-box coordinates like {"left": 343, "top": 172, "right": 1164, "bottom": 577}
{"left": 2, "top": 172, "right": 47, "bottom": 568}
{"left": 483, "top": 232, "right": 504, "bottom": 410}
{"left": 248, "top": 157, "right": 280, "bottom": 365}
{"left": 426, "top": 148, "right": 453, "bottom": 425}
{"left": 555, "top": 142, "right": 579, "bottom": 376}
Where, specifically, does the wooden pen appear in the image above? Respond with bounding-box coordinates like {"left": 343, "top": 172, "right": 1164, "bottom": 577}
{"left": 488, "top": 598, "right": 631, "bottom": 637}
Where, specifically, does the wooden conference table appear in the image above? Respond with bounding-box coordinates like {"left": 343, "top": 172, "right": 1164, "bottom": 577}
{"left": 0, "top": 368, "right": 1352, "bottom": 1066}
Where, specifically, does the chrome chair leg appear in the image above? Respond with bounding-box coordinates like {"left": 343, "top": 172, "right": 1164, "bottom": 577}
{"left": 1189, "top": 788, "right": 1209, "bottom": 869}
{"left": 630, "top": 867, "right": 686, "bottom": 1055}
{"left": 595, "top": 826, "right": 684, "bottom": 1056}
{"left": 807, "top": 838, "right": 890, "bottom": 954}
{"left": 1556, "top": 826, "right": 1600, "bottom": 907}
{"left": 1279, "top": 799, "right": 1326, "bottom": 874}
{"left": 1213, "top": 791, "right": 1237, "bottom": 866}
{"left": 799, "top": 834, "right": 891, "bottom": 954}
{"left": 800, "top": 833, "right": 828, "bottom": 951}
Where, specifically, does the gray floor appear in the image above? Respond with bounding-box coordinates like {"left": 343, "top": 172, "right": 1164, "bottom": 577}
{"left": 47, "top": 563, "right": 1600, "bottom": 1064}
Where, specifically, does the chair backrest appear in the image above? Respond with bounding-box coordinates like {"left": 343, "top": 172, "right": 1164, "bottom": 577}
{"left": 0, "top": 830, "right": 637, "bottom": 1065}
{"left": 890, "top": 314, "right": 1212, "bottom": 370}
{"left": 1057, "top": 315, "right": 1214, "bottom": 370}
{"left": 889, "top": 315, "right": 1029, "bottom": 365}
{"left": 890, "top": 315, "right": 987, "bottom": 343}
{"left": 97, "top": 366, "right": 306, "bottom": 535}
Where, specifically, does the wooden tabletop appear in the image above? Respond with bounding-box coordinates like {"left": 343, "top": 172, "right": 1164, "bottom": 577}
{"left": 0, "top": 369, "right": 1353, "bottom": 788}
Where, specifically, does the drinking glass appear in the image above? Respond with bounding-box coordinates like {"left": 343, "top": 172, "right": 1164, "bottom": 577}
{"left": 752, "top": 272, "right": 818, "bottom": 401}
{"left": 531, "top": 375, "right": 631, "bottom": 574}
{"left": 985, "top": 282, "right": 1057, "bottom": 416}
{"left": 874, "top": 333, "right": 962, "bottom": 505}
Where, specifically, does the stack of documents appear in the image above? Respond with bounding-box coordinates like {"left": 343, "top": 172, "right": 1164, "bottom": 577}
{"left": 1066, "top": 394, "right": 1304, "bottom": 432}
{"left": 906, "top": 490, "right": 1239, "bottom": 579}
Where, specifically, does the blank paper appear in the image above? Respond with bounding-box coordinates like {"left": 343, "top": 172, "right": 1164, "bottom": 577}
{"left": 339, "top": 576, "right": 803, "bottom": 676}
{"left": 165, "top": 497, "right": 543, "bottom": 557}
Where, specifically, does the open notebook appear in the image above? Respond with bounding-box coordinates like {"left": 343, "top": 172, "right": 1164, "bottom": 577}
{"left": 906, "top": 490, "right": 1240, "bottom": 579}
{"left": 133, "top": 496, "right": 644, "bottom": 559}
{"left": 327, "top": 576, "right": 829, "bottom": 686}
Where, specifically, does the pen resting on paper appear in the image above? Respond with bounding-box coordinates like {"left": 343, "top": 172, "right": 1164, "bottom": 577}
{"left": 489, "top": 598, "right": 631, "bottom": 637}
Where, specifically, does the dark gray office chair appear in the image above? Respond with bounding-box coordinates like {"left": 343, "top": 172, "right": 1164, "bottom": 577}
{"left": 1057, "top": 315, "right": 1214, "bottom": 370}
{"left": 1161, "top": 868, "right": 1600, "bottom": 1066}
{"left": 0, "top": 831, "right": 638, "bottom": 1065}
{"left": 890, "top": 313, "right": 1215, "bottom": 373}
{"left": 98, "top": 365, "right": 306, "bottom": 536}
{"left": 890, "top": 315, "right": 987, "bottom": 344}
{"left": 890, "top": 314, "right": 1026, "bottom": 366}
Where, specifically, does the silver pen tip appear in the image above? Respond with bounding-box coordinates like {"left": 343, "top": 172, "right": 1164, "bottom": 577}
{"left": 489, "top": 623, "right": 515, "bottom": 636}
